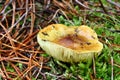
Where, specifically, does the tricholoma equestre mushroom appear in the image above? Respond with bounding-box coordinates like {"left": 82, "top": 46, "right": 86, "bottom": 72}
{"left": 37, "top": 24, "right": 103, "bottom": 63}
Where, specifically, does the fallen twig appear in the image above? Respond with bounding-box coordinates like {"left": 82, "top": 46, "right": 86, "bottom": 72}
{"left": 99, "top": 0, "right": 108, "bottom": 14}
{"left": 107, "top": 0, "right": 120, "bottom": 8}
{"left": 75, "top": 0, "right": 90, "bottom": 9}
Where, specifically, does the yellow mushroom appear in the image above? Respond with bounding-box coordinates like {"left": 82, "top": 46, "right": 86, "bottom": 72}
{"left": 37, "top": 24, "right": 103, "bottom": 63}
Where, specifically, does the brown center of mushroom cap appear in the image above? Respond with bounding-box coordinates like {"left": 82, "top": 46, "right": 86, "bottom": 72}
{"left": 54, "top": 34, "right": 101, "bottom": 51}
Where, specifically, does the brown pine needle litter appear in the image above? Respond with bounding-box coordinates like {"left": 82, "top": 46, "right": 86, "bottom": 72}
{"left": 0, "top": 0, "right": 51, "bottom": 79}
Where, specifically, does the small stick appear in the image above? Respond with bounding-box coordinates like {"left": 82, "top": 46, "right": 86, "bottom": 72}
{"left": 48, "top": 9, "right": 69, "bottom": 24}
{"left": 0, "top": 68, "right": 6, "bottom": 79}
{"left": 30, "top": 0, "right": 35, "bottom": 35}
{"left": 35, "top": 57, "right": 43, "bottom": 79}
{"left": 111, "top": 56, "right": 113, "bottom": 80}
{"left": 93, "top": 55, "right": 96, "bottom": 78}
{"left": 9, "top": 7, "right": 32, "bottom": 32}
{"left": 0, "top": 0, "right": 13, "bottom": 14}
{"left": 107, "top": 0, "right": 120, "bottom": 8}
{"left": 98, "top": 0, "right": 108, "bottom": 14}
{"left": 75, "top": 0, "right": 90, "bottom": 10}
{"left": 11, "top": 0, "right": 16, "bottom": 27}
{"left": 1, "top": 61, "right": 10, "bottom": 78}
{"left": 21, "top": 0, "right": 29, "bottom": 29}
{"left": 2, "top": 43, "right": 41, "bottom": 53}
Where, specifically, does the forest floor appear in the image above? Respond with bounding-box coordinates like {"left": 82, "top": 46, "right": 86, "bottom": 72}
{"left": 0, "top": 0, "right": 120, "bottom": 80}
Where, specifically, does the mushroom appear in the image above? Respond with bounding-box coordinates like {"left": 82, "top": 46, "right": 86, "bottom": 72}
{"left": 37, "top": 24, "right": 103, "bottom": 62}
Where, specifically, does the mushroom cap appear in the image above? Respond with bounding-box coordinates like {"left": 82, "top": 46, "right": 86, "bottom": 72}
{"left": 37, "top": 24, "right": 103, "bottom": 62}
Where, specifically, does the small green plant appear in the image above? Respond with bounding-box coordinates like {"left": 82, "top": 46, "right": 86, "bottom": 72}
{"left": 45, "top": 13, "right": 120, "bottom": 80}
